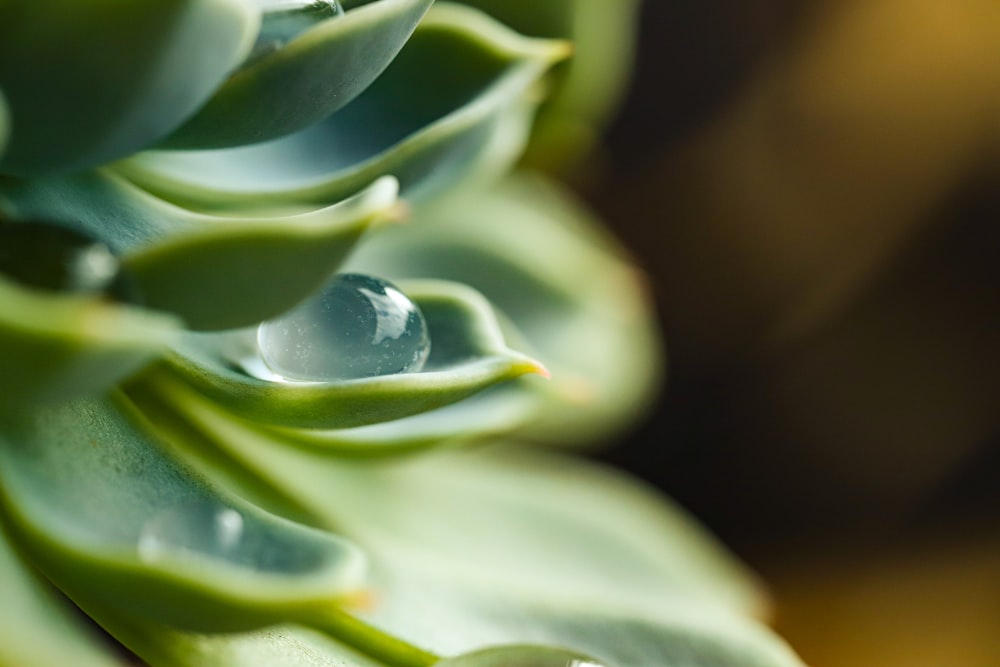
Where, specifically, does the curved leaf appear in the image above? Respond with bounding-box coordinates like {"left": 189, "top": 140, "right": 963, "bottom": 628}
{"left": 140, "top": 280, "right": 547, "bottom": 430}
{"left": 0, "top": 520, "right": 125, "bottom": 667}
{"left": 347, "top": 174, "right": 662, "bottom": 444}
{"left": 0, "top": 277, "right": 180, "bottom": 407}
{"left": 0, "top": 394, "right": 368, "bottom": 633}
{"left": 0, "top": 171, "right": 401, "bottom": 330}
{"left": 0, "top": 89, "right": 9, "bottom": 159}
{"left": 161, "top": 0, "right": 434, "bottom": 150}
{"left": 116, "top": 4, "right": 569, "bottom": 210}
{"left": 455, "top": 0, "right": 641, "bottom": 168}
{"left": 0, "top": 0, "right": 259, "bottom": 175}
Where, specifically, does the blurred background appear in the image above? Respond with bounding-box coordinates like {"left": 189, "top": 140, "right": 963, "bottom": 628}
{"left": 586, "top": 1, "right": 1000, "bottom": 665}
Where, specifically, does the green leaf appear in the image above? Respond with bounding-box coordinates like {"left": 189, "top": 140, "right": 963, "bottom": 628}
{"left": 453, "top": 0, "right": 640, "bottom": 168}
{"left": 0, "top": 171, "right": 400, "bottom": 330}
{"left": 115, "top": 3, "right": 569, "bottom": 210}
{"left": 140, "top": 280, "right": 547, "bottom": 430}
{"left": 0, "top": 0, "right": 259, "bottom": 175}
{"left": 0, "top": 518, "right": 124, "bottom": 667}
{"left": 0, "top": 394, "right": 368, "bottom": 633}
{"left": 347, "top": 174, "right": 662, "bottom": 444}
{"left": 161, "top": 0, "right": 434, "bottom": 150}
{"left": 0, "top": 277, "right": 180, "bottom": 407}
{"left": 0, "top": 88, "right": 9, "bottom": 159}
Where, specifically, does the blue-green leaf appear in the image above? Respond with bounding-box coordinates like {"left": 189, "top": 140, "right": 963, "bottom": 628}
{"left": 0, "top": 278, "right": 180, "bottom": 407}
{"left": 0, "top": 0, "right": 259, "bottom": 175}
{"left": 161, "top": 0, "right": 434, "bottom": 149}
{"left": 0, "top": 519, "right": 125, "bottom": 667}
{"left": 116, "top": 4, "right": 569, "bottom": 210}
{"left": 0, "top": 171, "right": 400, "bottom": 330}
{"left": 139, "top": 280, "right": 547, "bottom": 430}
{"left": 0, "top": 394, "right": 368, "bottom": 633}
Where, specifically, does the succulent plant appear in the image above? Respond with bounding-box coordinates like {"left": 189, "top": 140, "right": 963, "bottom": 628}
{"left": 0, "top": 1, "right": 805, "bottom": 666}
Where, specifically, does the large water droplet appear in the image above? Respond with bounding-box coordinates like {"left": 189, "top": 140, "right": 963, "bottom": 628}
{"left": 257, "top": 273, "right": 430, "bottom": 382}
{"left": 0, "top": 221, "right": 140, "bottom": 302}
{"left": 138, "top": 500, "right": 246, "bottom": 564}
{"left": 436, "top": 646, "right": 609, "bottom": 667}
{"left": 248, "top": 0, "right": 345, "bottom": 65}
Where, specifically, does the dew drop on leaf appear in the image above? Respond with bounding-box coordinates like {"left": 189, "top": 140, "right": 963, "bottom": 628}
{"left": 0, "top": 221, "right": 140, "bottom": 302}
{"left": 257, "top": 273, "right": 430, "bottom": 382}
{"left": 137, "top": 500, "right": 246, "bottom": 564}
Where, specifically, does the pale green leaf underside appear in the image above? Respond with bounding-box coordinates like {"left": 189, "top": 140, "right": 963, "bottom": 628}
{"left": 161, "top": 0, "right": 433, "bottom": 150}
{"left": 0, "top": 171, "right": 400, "bottom": 330}
{"left": 0, "top": 0, "right": 259, "bottom": 175}
{"left": 0, "top": 394, "right": 367, "bottom": 633}
{"left": 116, "top": 3, "right": 568, "bottom": 210}
{"left": 0, "top": 278, "right": 180, "bottom": 407}
{"left": 0, "top": 523, "right": 124, "bottom": 667}
{"left": 141, "top": 280, "right": 546, "bottom": 430}
{"left": 348, "top": 174, "right": 662, "bottom": 444}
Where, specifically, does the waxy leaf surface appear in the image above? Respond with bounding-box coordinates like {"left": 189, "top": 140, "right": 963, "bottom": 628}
{"left": 162, "top": 0, "right": 433, "bottom": 149}
{"left": 0, "top": 0, "right": 259, "bottom": 175}
{"left": 118, "top": 4, "right": 568, "bottom": 210}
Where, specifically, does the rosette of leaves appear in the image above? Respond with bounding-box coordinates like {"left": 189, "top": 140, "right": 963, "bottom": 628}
{"left": 0, "top": 2, "right": 805, "bottom": 667}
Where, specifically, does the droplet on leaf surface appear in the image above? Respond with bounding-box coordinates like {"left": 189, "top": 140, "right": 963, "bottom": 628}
{"left": 249, "top": 0, "right": 345, "bottom": 64}
{"left": 138, "top": 500, "right": 246, "bottom": 565}
{"left": 257, "top": 273, "right": 430, "bottom": 382}
{"left": 0, "top": 221, "right": 139, "bottom": 302}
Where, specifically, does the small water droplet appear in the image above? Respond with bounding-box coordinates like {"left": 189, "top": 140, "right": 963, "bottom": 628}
{"left": 0, "top": 221, "right": 140, "bottom": 302}
{"left": 257, "top": 273, "right": 430, "bottom": 382}
{"left": 138, "top": 500, "right": 245, "bottom": 564}
{"left": 248, "top": 0, "right": 345, "bottom": 65}
{"left": 436, "top": 646, "right": 609, "bottom": 667}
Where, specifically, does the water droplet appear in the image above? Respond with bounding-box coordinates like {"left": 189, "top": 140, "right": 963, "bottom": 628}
{"left": 248, "top": 0, "right": 345, "bottom": 65}
{"left": 257, "top": 273, "right": 430, "bottom": 382}
{"left": 138, "top": 500, "right": 246, "bottom": 564}
{"left": 0, "top": 221, "right": 140, "bottom": 302}
{"left": 437, "top": 646, "right": 609, "bottom": 667}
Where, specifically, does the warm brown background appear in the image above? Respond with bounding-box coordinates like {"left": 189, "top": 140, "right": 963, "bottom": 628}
{"left": 589, "top": 1, "right": 1000, "bottom": 665}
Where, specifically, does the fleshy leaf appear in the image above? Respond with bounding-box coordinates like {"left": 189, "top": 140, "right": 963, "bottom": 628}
{"left": 0, "top": 277, "right": 180, "bottom": 407}
{"left": 347, "top": 173, "right": 661, "bottom": 444}
{"left": 454, "top": 0, "right": 640, "bottom": 168}
{"left": 161, "top": 0, "right": 434, "bottom": 149}
{"left": 0, "top": 171, "right": 400, "bottom": 330}
{"left": 0, "top": 89, "right": 9, "bottom": 158}
{"left": 0, "top": 0, "right": 259, "bottom": 175}
{"left": 116, "top": 4, "right": 569, "bottom": 210}
{"left": 0, "top": 394, "right": 368, "bottom": 633}
{"left": 138, "top": 280, "right": 547, "bottom": 430}
{"left": 0, "top": 518, "right": 125, "bottom": 667}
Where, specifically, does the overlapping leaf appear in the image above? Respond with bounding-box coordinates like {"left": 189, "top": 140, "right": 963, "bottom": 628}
{"left": 0, "top": 520, "right": 124, "bottom": 667}
{"left": 0, "top": 394, "right": 368, "bottom": 633}
{"left": 454, "top": 0, "right": 641, "bottom": 168}
{"left": 138, "top": 280, "right": 547, "bottom": 430}
{"left": 161, "top": 0, "right": 434, "bottom": 149}
{"left": 116, "top": 4, "right": 569, "bottom": 210}
{"left": 0, "top": 277, "right": 180, "bottom": 407}
{"left": 0, "top": 171, "right": 400, "bottom": 330}
{"left": 348, "top": 173, "right": 662, "bottom": 444}
{"left": 0, "top": 0, "right": 259, "bottom": 175}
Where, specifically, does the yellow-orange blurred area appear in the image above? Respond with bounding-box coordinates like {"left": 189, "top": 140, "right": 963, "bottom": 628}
{"left": 598, "top": 0, "right": 1000, "bottom": 665}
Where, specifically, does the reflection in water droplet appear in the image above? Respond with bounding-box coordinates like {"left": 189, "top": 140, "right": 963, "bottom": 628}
{"left": 138, "top": 500, "right": 246, "bottom": 564}
{"left": 257, "top": 273, "right": 430, "bottom": 382}
{"left": 437, "top": 645, "right": 609, "bottom": 667}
